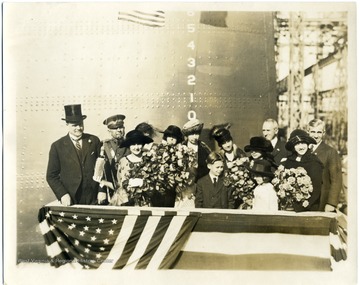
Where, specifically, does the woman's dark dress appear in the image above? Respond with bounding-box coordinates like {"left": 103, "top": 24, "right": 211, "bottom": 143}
{"left": 281, "top": 151, "right": 324, "bottom": 212}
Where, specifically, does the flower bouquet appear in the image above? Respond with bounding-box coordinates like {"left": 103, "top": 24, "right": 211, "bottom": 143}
{"left": 122, "top": 143, "right": 197, "bottom": 206}
{"left": 223, "top": 157, "right": 256, "bottom": 209}
{"left": 151, "top": 143, "right": 197, "bottom": 195}
{"left": 271, "top": 165, "right": 313, "bottom": 211}
{"left": 121, "top": 149, "right": 158, "bottom": 206}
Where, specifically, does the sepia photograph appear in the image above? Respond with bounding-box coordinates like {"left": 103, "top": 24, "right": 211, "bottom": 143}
{"left": 2, "top": 1, "right": 357, "bottom": 284}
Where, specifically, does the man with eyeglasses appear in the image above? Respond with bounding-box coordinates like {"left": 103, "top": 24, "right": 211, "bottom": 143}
{"left": 93, "top": 114, "right": 130, "bottom": 204}
{"left": 307, "top": 119, "right": 342, "bottom": 212}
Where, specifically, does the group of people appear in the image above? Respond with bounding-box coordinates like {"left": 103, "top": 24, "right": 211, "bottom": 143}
{"left": 46, "top": 104, "right": 344, "bottom": 213}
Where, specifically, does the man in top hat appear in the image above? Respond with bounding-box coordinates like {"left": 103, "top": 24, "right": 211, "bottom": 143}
{"left": 262, "top": 118, "right": 289, "bottom": 165}
{"left": 182, "top": 118, "right": 212, "bottom": 181}
{"left": 95, "top": 114, "right": 130, "bottom": 202}
{"left": 307, "top": 119, "right": 342, "bottom": 212}
{"left": 46, "top": 104, "right": 104, "bottom": 205}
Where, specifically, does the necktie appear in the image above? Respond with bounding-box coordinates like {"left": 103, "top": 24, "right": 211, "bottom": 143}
{"left": 73, "top": 138, "right": 82, "bottom": 160}
{"left": 213, "top": 177, "right": 217, "bottom": 186}
{"left": 75, "top": 139, "right": 82, "bottom": 151}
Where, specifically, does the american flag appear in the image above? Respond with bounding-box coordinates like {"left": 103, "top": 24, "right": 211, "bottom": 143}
{"left": 38, "top": 203, "right": 200, "bottom": 269}
{"left": 38, "top": 203, "right": 346, "bottom": 270}
{"left": 118, "top": 11, "right": 165, "bottom": 28}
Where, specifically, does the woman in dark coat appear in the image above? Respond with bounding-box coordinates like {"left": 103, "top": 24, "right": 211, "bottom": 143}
{"left": 281, "top": 129, "right": 324, "bottom": 212}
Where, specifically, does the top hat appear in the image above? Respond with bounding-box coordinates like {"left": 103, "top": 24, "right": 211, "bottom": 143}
{"left": 62, "top": 104, "right": 87, "bottom": 123}
{"left": 244, "top": 136, "right": 273, "bottom": 153}
{"left": 120, "top": 130, "right": 153, "bottom": 148}
{"left": 212, "top": 127, "right": 233, "bottom": 146}
{"left": 162, "top": 125, "right": 184, "bottom": 144}
{"left": 246, "top": 159, "right": 274, "bottom": 177}
{"left": 182, "top": 119, "right": 204, "bottom": 136}
{"left": 285, "top": 129, "right": 317, "bottom": 151}
{"left": 103, "top": 114, "right": 126, "bottom": 129}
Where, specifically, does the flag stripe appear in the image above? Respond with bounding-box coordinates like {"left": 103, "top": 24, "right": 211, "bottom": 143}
{"left": 118, "top": 11, "right": 165, "bottom": 27}
{"left": 182, "top": 232, "right": 330, "bottom": 258}
{"left": 43, "top": 230, "right": 57, "bottom": 246}
{"left": 135, "top": 216, "right": 173, "bottom": 269}
{"left": 174, "top": 252, "right": 332, "bottom": 271}
{"left": 113, "top": 215, "right": 149, "bottom": 269}
{"left": 159, "top": 215, "right": 200, "bottom": 269}
{"left": 46, "top": 241, "right": 63, "bottom": 258}
{"left": 124, "top": 216, "right": 161, "bottom": 269}
{"left": 330, "top": 232, "right": 347, "bottom": 261}
{"left": 146, "top": 215, "right": 187, "bottom": 269}
{"left": 39, "top": 219, "right": 50, "bottom": 234}
{"left": 193, "top": 212, "right": 334, "bottom": 235}
{"left": 99, "top": 215, "right": 137, "bottom": 269}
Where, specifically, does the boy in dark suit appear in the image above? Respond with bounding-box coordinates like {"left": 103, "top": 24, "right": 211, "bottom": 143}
{"left": 195, "top": 152, "right": 234, "bottom": 209}
{"left": 46, "top": 104, "right": 105, "bottom": 205}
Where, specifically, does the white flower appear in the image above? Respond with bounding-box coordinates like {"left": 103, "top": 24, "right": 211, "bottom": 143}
{"left": 302, "top": 200, "right": 309, "bottom": 208}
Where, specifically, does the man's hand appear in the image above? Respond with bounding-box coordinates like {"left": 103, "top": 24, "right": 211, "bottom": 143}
{"left": 97, "top": 192, "right": 107, "bottom": 204}
{"left": 324, "top": 204, "right": 336, "bottom": 212}
{"left": 60, "top": 194, "right": 71, "bottom": 206}
{"left": 100, "top": 180, "right": 114, "bottom": 190}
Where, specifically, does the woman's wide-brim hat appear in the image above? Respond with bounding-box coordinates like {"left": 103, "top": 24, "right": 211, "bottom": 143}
{"left": 120, "top": 130, "right": 153, "bottom": 148}
{"left": 285, "top": 129, "right": 317, "bottom": 151}
{"left": 162, "top": 125, "right": 184, "bottom": 143}
{"left": 182, "top": 119, "right": 204, "bottom": 136}
{"left": 246, "top": 159, "right": 274, "bottom": 177}
{"left": 244, "top": 136, "right": 273, "bottom": 153}
{"left": 62, "top": 104, "right": 87, "bottom": 123}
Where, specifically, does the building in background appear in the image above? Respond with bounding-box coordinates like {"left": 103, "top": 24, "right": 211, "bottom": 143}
{"left": 274, "top": 11, "right": 348, "bottom": 155}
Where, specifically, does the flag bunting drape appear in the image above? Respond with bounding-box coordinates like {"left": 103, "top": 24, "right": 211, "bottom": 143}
{"left": 38, "top": 204, "right": 347, "bottom": 270}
